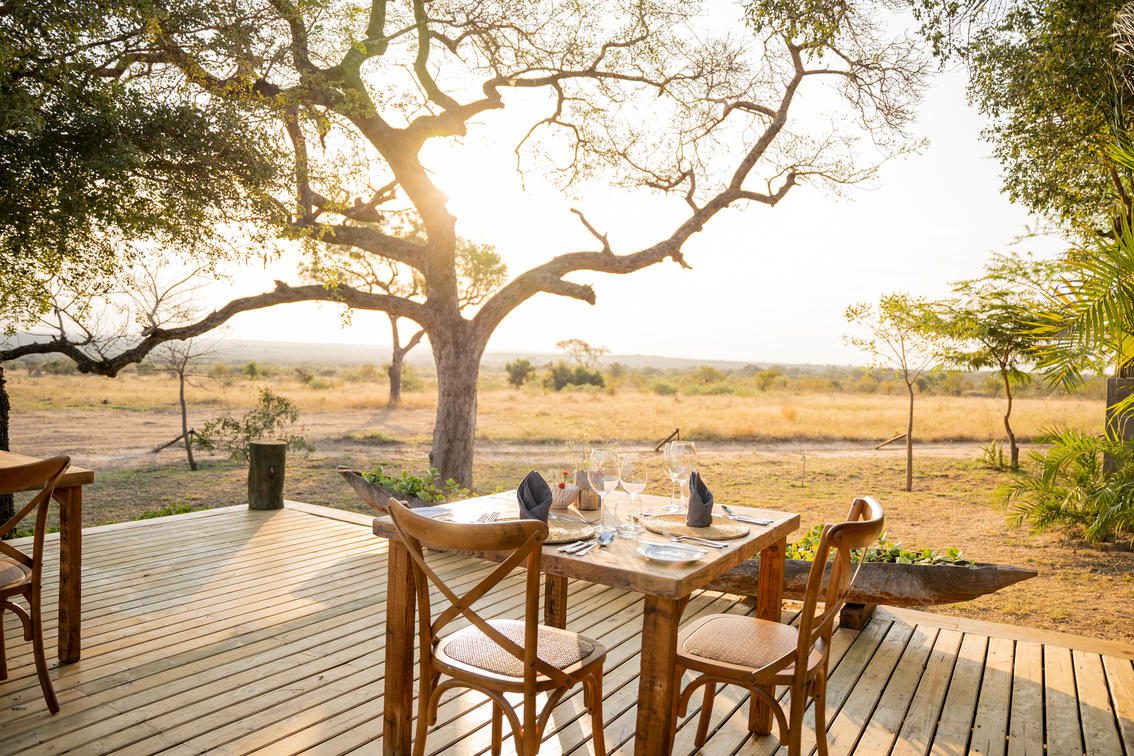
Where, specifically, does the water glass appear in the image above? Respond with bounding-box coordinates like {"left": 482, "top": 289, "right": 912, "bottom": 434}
{"left": 587, "top": 448, "right": 620, "bottom": 535}
{"left": 663, "top": 441, "right": 696, "bottom": 513}
{"left": 617, "top": 453, "right": 647, "bottom": 538}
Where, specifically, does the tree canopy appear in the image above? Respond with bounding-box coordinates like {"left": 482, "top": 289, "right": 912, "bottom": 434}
{"left": 0, "top": 1, "right": 286, "bottom": 327}
{"left": 911, "top": 0, "right": 1132, "bottom": 234}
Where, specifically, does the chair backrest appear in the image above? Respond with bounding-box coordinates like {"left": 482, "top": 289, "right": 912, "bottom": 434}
{"left": 791, "top": 497, "right": 884, "bottom": 677}
{"left": 387, "top": 500, "right": 568, "bottom": 687}
{"left": 0, "top": 456, "right": 71, "bottom": 577}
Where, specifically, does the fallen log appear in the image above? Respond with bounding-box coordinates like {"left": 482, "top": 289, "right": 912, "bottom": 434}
{"left": 708, "top": 557, "right": 1036, "bottom": 608}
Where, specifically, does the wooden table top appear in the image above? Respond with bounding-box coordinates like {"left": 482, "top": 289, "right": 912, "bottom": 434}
{"left": 372, "top": 491, "right": 799, "bottom": 600}
{"left": 0, "top": 450, "right": 95, "bottom": 489}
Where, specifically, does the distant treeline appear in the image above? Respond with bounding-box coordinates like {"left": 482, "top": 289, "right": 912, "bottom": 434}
{"left": 7, "top": 354, "right": 1108, "bottom": 401}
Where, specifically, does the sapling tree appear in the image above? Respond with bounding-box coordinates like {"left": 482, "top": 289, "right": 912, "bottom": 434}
{"left": 846, "top": 294, "right": 947, "bottom": 491}
{"left": 940, "top": 253, "right": 1062, "bottom": 468}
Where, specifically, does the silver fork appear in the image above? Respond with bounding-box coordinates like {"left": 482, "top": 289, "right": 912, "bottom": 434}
{"left": 476, "top": 511, "right": 500, "bottom": 523}
{"left": 661, "top": 529, "right": 729, "bottom": 549}
{"left": 721, "top": 505, "right": 772, "bottom": 526}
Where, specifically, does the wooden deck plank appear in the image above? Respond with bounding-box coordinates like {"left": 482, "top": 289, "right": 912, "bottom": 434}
{"left": 822, "top": 619, "right": 915, "bottom": 753}
{"left": 1, "top": 507, "right": 1132, "bottom": 756}
{"left": 1007, "top": 641, "right": 1044, "bottom": 756}
{"left": 1073, "top": 649, "right": 1124, "bottom": 756}
{"left": 970, "top": 636, "right": 1014, "bottom": 756}
{"left": 1103, "top": 655, "right": 1134, "bottom": 754}
{"left": 854, "top": 624, "right": 940, "bottom": 753}
{"left": 931, "top": 633, "right": 989, "bottom": 756}
{"left": 891, "top": 627, "right": 964, "bottom": 755}
{"left": 1043, "top": 645, "right": 1083, "bottom": 756}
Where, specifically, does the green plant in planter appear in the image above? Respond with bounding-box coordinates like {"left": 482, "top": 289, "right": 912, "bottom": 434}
{"left": 362, "top": 465, "right": 470, "bottom": 504}
{"left": 785, "top": 524, "right": 975, "bottom": 567}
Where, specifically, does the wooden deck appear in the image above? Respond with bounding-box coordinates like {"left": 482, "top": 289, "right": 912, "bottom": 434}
{"left": 1, "top": 503, "right": 1132, "bottom": 755}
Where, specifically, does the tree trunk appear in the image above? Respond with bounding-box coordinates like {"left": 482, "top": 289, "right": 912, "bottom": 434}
{"left": 0, "top": 364, "right": 12, "bottom": 530}
{"left": 178, "top": 368, "right": 198, "bottom": 471}
{"left": 905, "top": 381, "right": 914, "bottom": 492}
{"left": 388, "top": 316, "right": 403, "bottom": 409}
{"left": 388, "top": 356, "right": 404, "bottom": 409}
{"left": 1001, "top": 365, "right": 1018, "bottom": 469}
{"left": 429, "top": 325, "right": 484, "bottom": 488}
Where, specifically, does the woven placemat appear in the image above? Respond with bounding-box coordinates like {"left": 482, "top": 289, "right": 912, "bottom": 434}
{"left": 639, "top": 514, "right": 749, "bottom": 540}
{"left": 546, "top": 519, "right": 596, "bottom": 544}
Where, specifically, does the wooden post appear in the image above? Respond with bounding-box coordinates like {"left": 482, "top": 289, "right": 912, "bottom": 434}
{"left": 248, "top": 440, "right": 286, "bottom": 510}
{"left": 1105, "top": 378, "right": 1134, "bottom": 473}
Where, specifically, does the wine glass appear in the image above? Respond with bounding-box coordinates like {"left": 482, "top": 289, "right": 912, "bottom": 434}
{"left": 664, "top": 441, "right": 697, "bottom": 513}
{"left": 617, "top": 453, "right": 647, "bottom": 538}
{"left": 587, "top": 449, "right": 620, "bottom": 539}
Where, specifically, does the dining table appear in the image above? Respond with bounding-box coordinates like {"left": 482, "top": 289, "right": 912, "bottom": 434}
{"left": 0, "top": 450, "right": 93, "bottom": 663}
{"left": 372, "top": 490, "right": 800, "bottom": 755}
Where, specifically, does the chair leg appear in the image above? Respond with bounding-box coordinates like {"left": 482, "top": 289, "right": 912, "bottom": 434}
{"left": 0, "top": 609, "right": 7, "bottom": 681}
{"left": 785, "top": 683, "right": 807, "bottom": 756}
{"left": 695, "top": 682, "right": 717, "bottom": 747}
{"left": 588, "top": 670, "right": 606, "bottom": 755}
{"left": 28, "top": 591, "right": 59, "bottom": 714}
{"left": 814, "top": 674, "right": 830, "bottom": 756}
{"left": 491, "top": 701, "right": 503, "bottom": 756}
{"left": 412, "top": 671, "right": 434, "bottom": 756}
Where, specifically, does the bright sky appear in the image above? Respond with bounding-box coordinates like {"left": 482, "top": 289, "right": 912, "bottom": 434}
{"left": 221, "top": 65, "right": 1068, "bottom": 367}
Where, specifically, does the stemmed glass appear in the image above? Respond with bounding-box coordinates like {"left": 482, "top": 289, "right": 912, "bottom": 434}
{"left": 587, "top": 449, "right": 621, "bottom": 539}
{"left": 617, "top": 453, "right": 647, "bottom": 539}
{"left": 664, "top": 441, "right": 697, "bottom": 513}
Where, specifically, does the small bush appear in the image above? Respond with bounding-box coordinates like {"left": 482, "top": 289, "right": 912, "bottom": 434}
{"left": 543, "top": 362, "right": 604, "bottom": 391}
{"left": 505, "top": 358, "right": 536, "bottom": 387}
{"left": 1003, "top": 429, "right": 1134, "bottom": 544}
{"left": 652, "top": 382, "right": 678, "bottom": 396}
{"left": 135, "top": 503, "right": 200, "bottom": 520}
{"left": 195, "top": 388, "right": 312, "bottom": 460}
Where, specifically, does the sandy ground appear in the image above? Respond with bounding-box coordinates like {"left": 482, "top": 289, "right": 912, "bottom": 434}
{"left": 7, "top": 407, "right": 1134, "bottom": 645}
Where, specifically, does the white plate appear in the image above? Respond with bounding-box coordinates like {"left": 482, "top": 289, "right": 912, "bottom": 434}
{"left": 636, "top": 542, "right": 708, "bottom": 563}
{"left": 412, "top": 506, "right": 452, "bottom": 519}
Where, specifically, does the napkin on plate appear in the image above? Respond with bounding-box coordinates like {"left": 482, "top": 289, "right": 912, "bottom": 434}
{"left": 685, "top": 471, "right": 714, "bottom": 528}
{"left": 517, "top": 471, "right": 553, "bottom": 523}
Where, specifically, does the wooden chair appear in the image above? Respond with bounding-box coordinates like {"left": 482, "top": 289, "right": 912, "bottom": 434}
{"left": 387, "top": 499, "right": 608, "bottom": 756}
{"left": 673, "top": 497, "right": 884, "bottom": 755}
{"left": 0, "top": 455, "right": 70, "bottom": 714}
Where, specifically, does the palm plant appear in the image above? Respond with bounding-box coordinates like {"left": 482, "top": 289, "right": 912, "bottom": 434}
{"left": 1004, "top": 428, "right": 1134, "bottom": 544}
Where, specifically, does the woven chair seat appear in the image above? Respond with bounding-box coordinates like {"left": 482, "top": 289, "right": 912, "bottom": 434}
{"left": 0, "top": 555, "right": 29, "bottom": 591}
{"left": 438, "top": 619, "right": 597, "bottom": 678}
{"left": 678, "top": 614, "right": 822, "bottom": 674}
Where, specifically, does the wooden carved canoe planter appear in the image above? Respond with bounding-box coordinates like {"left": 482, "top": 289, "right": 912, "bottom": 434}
{"left": 709, "top": 558, "right": 1037, "bottom": 629}
{"left": 337, "top": 467, "right": 431, "bottom": 513}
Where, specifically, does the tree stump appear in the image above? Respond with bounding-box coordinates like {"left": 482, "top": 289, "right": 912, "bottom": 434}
{"left": 248, "top": 440, "right": 286, "bottom": 510}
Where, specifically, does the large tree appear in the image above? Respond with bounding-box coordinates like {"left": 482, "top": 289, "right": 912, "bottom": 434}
{"left": 910, "top": 0, "right": 1132, "bottom": 235}
{"left": 3, "top": 0, "right": 928, "bottom": 486}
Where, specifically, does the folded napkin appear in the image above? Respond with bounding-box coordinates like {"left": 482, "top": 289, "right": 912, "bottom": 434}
{"left": 685, "top": 471, "right": 714, "bottom": 528}
{"left": 517, "top": 471, "right": 553, "bottom": 523}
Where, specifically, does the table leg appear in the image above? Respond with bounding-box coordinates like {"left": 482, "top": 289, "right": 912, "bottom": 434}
{"left": 544, "top": 574, "right": 568, "bottom": 629}
{"left": 750, "top": 536, "right": 787, "bottom": 734}
{"left": 634, "top": 595, "right": 687, "bottom": 755}
{"left": 55, "top": 486, "right": 82, "bottom": 663}
{"left": 383, "top": 542, "right": 417, "bottom": 755}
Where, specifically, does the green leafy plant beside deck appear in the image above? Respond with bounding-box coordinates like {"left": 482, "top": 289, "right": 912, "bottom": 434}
{"left": 786, "top": 524, "right": 976, "bottom": 566}
{"left": 1003, "top": 428, "right": 1134, "bottom": 544}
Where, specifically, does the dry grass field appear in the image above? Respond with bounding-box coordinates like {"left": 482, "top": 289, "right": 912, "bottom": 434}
{"left": 6, "top": 372, "right": 1102, "bottom": 444}
{"left": 5, "top": 371, "right": 1132, "bottom": 645}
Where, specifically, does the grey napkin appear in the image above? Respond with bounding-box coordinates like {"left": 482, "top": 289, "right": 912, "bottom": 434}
{"left": 685, "top": 471, "right": 714, "bottom": 528}
{"left": 517, "top": 471, "right": 553, "bottom": 523}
